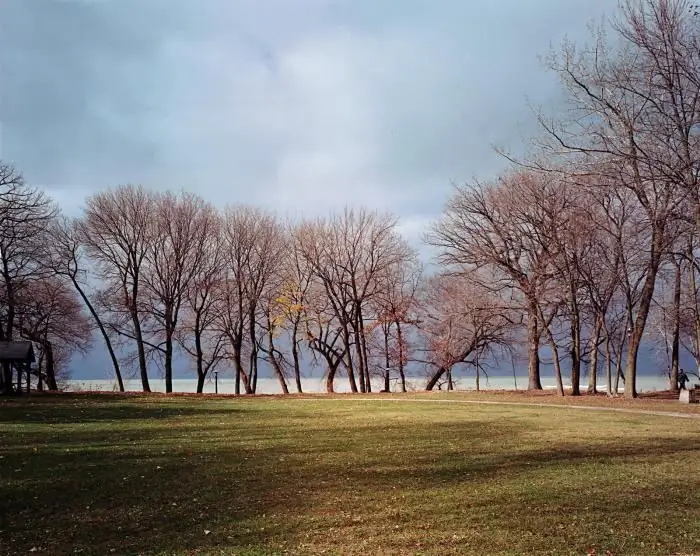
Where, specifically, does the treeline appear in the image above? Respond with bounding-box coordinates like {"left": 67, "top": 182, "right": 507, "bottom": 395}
{"left": 1, "top": 0, "right": 699, "bottom": 399}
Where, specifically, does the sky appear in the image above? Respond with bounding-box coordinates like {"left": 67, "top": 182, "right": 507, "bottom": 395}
{"left": 0, "top": 0, "right": 623, "bottom": 381}
{"left": 1, "top": 0, "right": 616, "bottom": 248}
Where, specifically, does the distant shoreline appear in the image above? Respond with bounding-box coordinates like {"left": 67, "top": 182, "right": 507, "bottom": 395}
{"left": 65, "top": 375, "right": 687, "bottom": 395}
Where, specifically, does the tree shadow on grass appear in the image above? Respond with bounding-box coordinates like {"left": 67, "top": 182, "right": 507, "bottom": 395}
{"left": 1, "top": 400, "right": 699, "bottom": 555}
{"left": 0, "top": 395, "right": 243, "bottom": 424}
{"left": 0, "top": 416, "right": 526, "bottom": 555}
{"left": 1, "top": 436, "right": 318, "bottom": 555}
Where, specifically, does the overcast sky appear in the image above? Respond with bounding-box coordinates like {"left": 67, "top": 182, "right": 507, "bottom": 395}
{"left": 0, "top": 1, "right": 627, "bottom": 381}
{"left": 0, "top": 0, "right": 616, "bottom": 248}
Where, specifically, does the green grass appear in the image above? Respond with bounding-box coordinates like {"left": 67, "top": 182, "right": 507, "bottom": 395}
{"left": 1, "top": 394, "right": 699, "bottom": 555}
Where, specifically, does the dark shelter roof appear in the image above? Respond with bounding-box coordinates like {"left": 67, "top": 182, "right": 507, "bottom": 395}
{"left": 0, "top": 341, "right": 35, "bottom": 363}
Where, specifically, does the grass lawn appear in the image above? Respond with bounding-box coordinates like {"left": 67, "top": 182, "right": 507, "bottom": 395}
{"left": 1, "top": 393, "right": 699, "bottom": 555}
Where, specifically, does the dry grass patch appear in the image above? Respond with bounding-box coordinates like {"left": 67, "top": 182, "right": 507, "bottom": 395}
{"left": 1, "top": 393, "right": 699, "bottom": 555}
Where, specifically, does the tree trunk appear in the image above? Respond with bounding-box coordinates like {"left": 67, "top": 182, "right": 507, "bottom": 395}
{"left": 240, "top": 368, "right": 252, "bottom": 394}
{"left": 353, "top": 313, "right": 366, "bottom": 393}
{"left": 570, "top": 308, "right": 582, "bottom": 396}
{"left": 624, "top": 331, "right": 641, "bottom": 399}
{"left": 614, "top": 357, "right": 624, "bottom": 395}
{"left": 248, "top": 308, "right": 258, "bottom": 394}
{"left": 537, "top": 304, "right": 563, "bottom": 395}
{"left": 271, "top": 357, "right": 289, "bottom": 394}
{"left": 267, "top": 327, "right": 289, "bottom": 394}
{"left": 195, "top": 324, "right": 205, "bottom": 394}
{"left": 383, "top": 324, "right": 391, "bottom": 392}
{"left": 670, "top": 258, "right": 682, "bottom": 392}
{"left": 291, "top": 321, "right": 303, "bottom": 393}
{"left": 72, "top": 278, "right": 124, "bottom": 391}
{"left": 251, "top": 349, "right": 258, "bottom": 393}
{"left": 475, "top": 357, "right": 480, "bottom": 392}
{"left": 230, "top": 327, "right": 252, "bottom": 395}
{"left": 346, "top": 361, "right": 358, "bottom": 393}
{"left": 605, "top": 329, "right": 613, "bottom": 396}
{"left": 1, "top": 280, "right": 15, "bottom": 394}
{"left": 527, "top": 299, "right": 542, "bottom": 390}
{"left": 546, "top": 334, "right": 565, "bottom": 396}
{"left": 230, "top": 340, "right": 250, "bottom": 395}
{"left": 426, "top": 366, "right": 446, "bottom": 390}
{"left": 396, "top": 321, "right": 407, "bottom": 393}
{"left": 356, "top": 304, "right": 371, "bottom": 393}
{"left": 326, "top": 363, "right": 338, "bottom": 393}
{"left": 588, "top": 317, "right": 602, "bottom": 394}
{"left": 0, "top": 334, "right": 4, "bottom": 390}
{"left": 689, "top": 252, "right": 700, "bottom": 373}
{"left": 45, "top": 342, "right": 58, "bottom": 391}
{"left": 131, "top": 311, "right": 150, "bottom": 392}
{"left": 613, "top": 326, "right": 627, "bottom": 396}
{"left": 237, "top": 356, "right": 252, "bottom": 394}
{"left": 36, "top": 355, "right": 44, "bottom": 392}
{"left": 343, "top": 326, "right": 358, "bottom": 393}
{"left": 624, "top": 236, "right": 662, "bottom": 399}
{"left": 164, "top": 329, "right": 174, "bottom": 394}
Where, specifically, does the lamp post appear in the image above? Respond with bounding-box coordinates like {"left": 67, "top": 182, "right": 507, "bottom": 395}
{"left": 213, "top": 370, "right": 218, "bottom": 394}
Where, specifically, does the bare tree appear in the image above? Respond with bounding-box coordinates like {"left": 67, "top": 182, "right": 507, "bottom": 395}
{"left": 297, "top": 218, "right": 359, "bottom": 392}
{"left": 243, "top": 211, "right": 286, "bottom": 394}
{"left": 418, "top": 272, "right": 514, "bottom": 390}
{"left": 48, "top": 217, "right": 125, "bottom": 391}
{"left": 303, "top": 277, "right": 348, "bottom": 393}
{"left": 255, "top": 223, "right": 292, "bottom": 395}
{"left": 577, "top": 188, "right": 624, "bottom": 395}
{"left": 371, "top": 251, "right": 422, "bottom": 392}
{"left": 215, "top": 271, "right": 249, "bottom": 394}
{"left": 258, "top": 299, "right": 291, "bottom": 395}
{"left": 298, "top": 209, "right": 410, "bottom": 393}
{"left": 174, "top": 205, "right": 227, "bottom": 393}
{"left": 429, "top": 170, "right": 561, "bottom": 391}
{"left": 277, "top": 223, "right": 316, "bottom": 393}
{"left": 17, "top": 277, "right": 92, "bottom": 390}
{"left": 80, "top": 184, "right": 156, "bottom": 392}
{"left": 142, "top": 192, "right": 218, "bottom": 393}
{"left": 539, "top": 0, "right": 699, "bottom": 396}
{"left": 217, "top": 206, "right": 282, "bottom": 394}
{"left": 0, "top": 162, "right": 57, "bottom": 394}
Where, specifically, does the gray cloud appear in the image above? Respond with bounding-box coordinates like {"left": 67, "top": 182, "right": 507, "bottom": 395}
{"left": 1, "top": 0, "right": 619, "bottom": 380}
{"left": 1, "top": 0, "right": 614, "bottom": 245}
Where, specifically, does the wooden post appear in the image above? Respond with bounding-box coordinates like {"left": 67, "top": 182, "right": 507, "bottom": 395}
{"left": 26, "top": 363, "right": 30, "bottom": 394}
{"left": 16, "top": 364, "right": 22, "bottom": 396}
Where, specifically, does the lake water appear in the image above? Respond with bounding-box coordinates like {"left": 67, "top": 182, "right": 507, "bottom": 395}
{"left": 66, "top": 374, "right": 681, "bottom": 394}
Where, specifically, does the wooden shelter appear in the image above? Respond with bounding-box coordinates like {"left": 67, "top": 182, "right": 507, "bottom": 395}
{"left": 0, "top": 341, "right": 36, "bottom": 394}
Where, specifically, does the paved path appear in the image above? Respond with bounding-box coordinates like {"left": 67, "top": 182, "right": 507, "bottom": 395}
{"left": 299, "top": 396, "right": 700, "bottom": 420}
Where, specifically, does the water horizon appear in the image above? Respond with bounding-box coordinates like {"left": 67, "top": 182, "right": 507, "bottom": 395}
{"left": 65, "top": 374, "right": 683, "bottom": 395}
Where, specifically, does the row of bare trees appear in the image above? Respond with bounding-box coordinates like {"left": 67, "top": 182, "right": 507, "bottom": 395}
{"left": 2, "top": 0, "right": 698, "bottom": 398}
{"left": 0, "top": 167, "right": 684, "bottom": 399}
{"left": 0, "top": 168, "right": 515, "bottom": 397}
{"left": 431, "top": 0, "right": 700, "bottom": 398}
